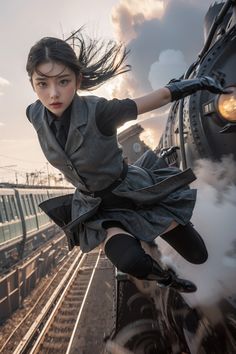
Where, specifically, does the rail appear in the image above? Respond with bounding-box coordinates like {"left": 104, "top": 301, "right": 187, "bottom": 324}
{"left": 7, "top": 249, "right": 101, "bottom": 354}
{"left": 0, "top": 247, "right": 81, "bottom": 353}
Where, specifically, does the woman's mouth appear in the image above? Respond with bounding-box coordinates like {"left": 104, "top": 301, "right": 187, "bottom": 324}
{"left": 50, "top": 102, "right": 63, "bottom": 109}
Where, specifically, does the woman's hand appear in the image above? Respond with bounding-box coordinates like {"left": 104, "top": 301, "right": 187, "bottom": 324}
{"left": 133, "top": 75, "right": 230, "bottom": 116}
{"left": 166, "top": 76, "right": 229, "bottom": 101}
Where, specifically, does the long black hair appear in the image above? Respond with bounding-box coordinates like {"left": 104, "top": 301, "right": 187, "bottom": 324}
{"left": 26, "top": 28, "right": 131, "bottom": 90}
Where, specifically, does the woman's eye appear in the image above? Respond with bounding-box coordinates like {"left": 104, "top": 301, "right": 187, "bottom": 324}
{"left": 37, "top": 82, "right": 47, "bottom": 88}
{"left": 60, "top": 79, "right": 70, "bottom": 86}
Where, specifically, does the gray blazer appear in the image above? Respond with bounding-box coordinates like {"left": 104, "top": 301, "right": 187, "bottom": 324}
{"left": 27, "top": 95, "right": 197, "bottom": 252}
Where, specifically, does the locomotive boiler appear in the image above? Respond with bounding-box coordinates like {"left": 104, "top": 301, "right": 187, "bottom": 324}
{"left": 158, "top": 0, "right": 236, "bottom": 169}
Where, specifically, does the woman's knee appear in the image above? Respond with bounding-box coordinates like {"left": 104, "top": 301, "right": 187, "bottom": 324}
{"left": 160, "top": 221, "right": 179, "bottom": 236}
{"left": 104, "top": 233, "right": 153, "bottom": 278}
{"left": 103, "top": 226, "right": 134, "bottom": 249}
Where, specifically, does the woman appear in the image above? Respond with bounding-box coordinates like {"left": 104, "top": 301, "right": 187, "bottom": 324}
{"left": 26, "top": 33, "right": 227, "bottom": 292}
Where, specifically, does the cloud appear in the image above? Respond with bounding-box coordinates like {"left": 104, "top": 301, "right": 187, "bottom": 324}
{"left": 112, "top": 0, "right": 164, "bottom": 42}
{"left": 111, "top": 0, "right": 213, "bottom": 95}
{"left": 0, "top": 77, "right": 10, "bottom": 86}
{"left": 111, "top": 0, "right": 214, "bottom": 147}
{"left": 148, "top": 49, "right": 187, "bottom": 89}
{"left": 0, "top": 76, "right": 10, "bottom": 95}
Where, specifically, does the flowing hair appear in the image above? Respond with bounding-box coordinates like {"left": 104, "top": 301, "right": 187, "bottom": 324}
{"left": 26, "top": 28, "right": 131, "bottom": 90}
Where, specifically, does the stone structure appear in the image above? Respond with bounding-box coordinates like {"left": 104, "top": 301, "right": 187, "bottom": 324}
{"left": 118, "top": 124, "right": 150, "bottom": 163}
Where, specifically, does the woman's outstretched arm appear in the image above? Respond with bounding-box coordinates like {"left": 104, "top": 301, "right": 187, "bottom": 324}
{"left": 134, "top": 87, "right": 171, "bottom": 115}
{"left": 133, "top": 76, "right": 228, "bottom": 115}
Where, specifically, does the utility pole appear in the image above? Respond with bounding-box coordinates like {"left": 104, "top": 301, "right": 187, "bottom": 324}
{"left": 26, "top": 172, "right": 29, "bottom": 185}
{"left": 46, "top": 162, "right": 50, "bottom": 186}
{"left": 15, "top": 171, "right": 18, "bottom": 184}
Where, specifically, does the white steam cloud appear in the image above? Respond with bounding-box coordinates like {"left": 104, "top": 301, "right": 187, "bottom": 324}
{"left": 158, "top": 156, "right": 236, "bottom": 311}
{"left": 148, "top": 49, "right": 187, "bottom": 89}
{"left": 193, "top": 155, "right": 236, "bottom": 204}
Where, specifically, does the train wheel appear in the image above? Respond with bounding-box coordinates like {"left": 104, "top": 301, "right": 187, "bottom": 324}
{"left": 106, "top": 319, "right": 170, "bottom": 354}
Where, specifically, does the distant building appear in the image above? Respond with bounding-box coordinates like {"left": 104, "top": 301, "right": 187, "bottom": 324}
{"left": 118, "top": 124, "right": 150, "bottom": 163}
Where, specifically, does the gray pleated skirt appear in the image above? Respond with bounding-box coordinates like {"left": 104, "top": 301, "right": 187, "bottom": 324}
{"left": 73, "top": 152, "right": 197, "bottom": 252}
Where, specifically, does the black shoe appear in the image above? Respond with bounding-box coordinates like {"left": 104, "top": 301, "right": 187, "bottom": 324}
{"left": 160, "top": 269, "right": 197, "bottom": 293}
{"left": 145, "top": 259, "right": 197, "bottom": 293}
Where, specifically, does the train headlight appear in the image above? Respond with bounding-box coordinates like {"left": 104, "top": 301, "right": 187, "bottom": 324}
{"left": 216, "top": 86, "right": 236, "bottom": 122}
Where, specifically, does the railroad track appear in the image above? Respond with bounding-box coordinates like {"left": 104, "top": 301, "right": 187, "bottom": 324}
{"left": 0, "top": 246, "right": 82, "bottom": 353}
{"left": 0, "top": 247, "right": 97, "bottom": 354}
{"left": 11, "top": 249, "right": 100, "bottom": 354}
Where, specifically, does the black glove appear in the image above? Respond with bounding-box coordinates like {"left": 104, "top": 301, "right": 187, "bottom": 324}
{"left": 166, "top": 76, "right": 229, "bottom": 102}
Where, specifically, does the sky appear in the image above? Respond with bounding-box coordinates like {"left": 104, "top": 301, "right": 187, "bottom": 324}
{"left": 0, "top": 0, "right": 217, "bottom": 183}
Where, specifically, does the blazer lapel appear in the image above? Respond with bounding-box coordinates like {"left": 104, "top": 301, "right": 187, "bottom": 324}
{"left": 65, "top": 95, "right": 88, "bottom": 155}
{"left": 36, "top": 107, "right": 69, "bottom": 161}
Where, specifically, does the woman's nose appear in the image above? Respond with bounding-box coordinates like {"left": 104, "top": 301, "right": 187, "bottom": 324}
{"left": 50, "top": 85, "right": 60, "bottom": 99}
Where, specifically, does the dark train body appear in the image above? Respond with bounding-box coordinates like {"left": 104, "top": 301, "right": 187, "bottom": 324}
{"left": 0, "top": 185, "right": 74, "bottom": 272}
{"left": 158, "top": 0, "right": 236, "bottom": 169}
{"left": 110, "top": 1, "right": 236, "bottom": 353}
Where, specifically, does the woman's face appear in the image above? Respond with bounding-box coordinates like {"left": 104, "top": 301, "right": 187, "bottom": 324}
{"left": 31, "top": 61, "right": 80, "bottom": 117}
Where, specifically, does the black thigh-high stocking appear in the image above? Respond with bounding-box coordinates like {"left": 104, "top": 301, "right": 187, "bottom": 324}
{"left": 104, "top": 233, "right": 154, "bottom": 279}
{"left": 104, "top": 233, "right": 197, "bottom": 293}
{"left": 160, "top": 223, "right": 208, "bottom": 264}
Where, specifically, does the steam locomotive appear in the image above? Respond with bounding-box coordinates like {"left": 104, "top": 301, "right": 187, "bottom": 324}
{"left": 158, "top": 0, "right": 236, "bottom": 168}
{"left": 109, "top": 1, "right": 236, "bottom": 353}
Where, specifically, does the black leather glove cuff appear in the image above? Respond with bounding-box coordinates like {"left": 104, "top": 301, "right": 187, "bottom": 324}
{"left": 165, "top": 76, "right": 227, "bottom": 102}
{"left": 165, "top": 78, "right": 203, "bottom": 101}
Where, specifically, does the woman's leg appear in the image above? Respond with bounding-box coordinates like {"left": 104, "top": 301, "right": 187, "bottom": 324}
{"left": 159, "top": 222, "right": 208, "bottom": 264}
{"left": 160, "top": 221, "right": 179, "bottom": 235}
{"left": 104, "top": 227, "right": 197, "bottom": 292}
{"left": 104, "top": 227, "right": 154, "bottom": 278}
